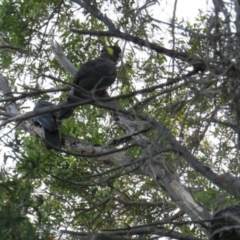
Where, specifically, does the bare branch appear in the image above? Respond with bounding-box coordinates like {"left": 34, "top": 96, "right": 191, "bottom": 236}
{"left": 71, "top": 0, "right": 117, "bottom": 31}
{"left": 49, "top": 41, "right": 211, "bottom": 231}
{"left": 0, "top": 74, "right": 20, "bottom": 116}
{"left": 70, "top": 28, "right": 206, "bottom": 74}
{"left": 50, "top": 40, "right": 78, "bottom": 76}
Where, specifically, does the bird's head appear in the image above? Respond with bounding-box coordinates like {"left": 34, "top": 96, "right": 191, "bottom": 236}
{"left": 101, "top": 46, "right": 122, "bottom": 62}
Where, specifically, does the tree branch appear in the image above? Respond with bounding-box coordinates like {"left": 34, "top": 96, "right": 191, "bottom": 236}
{"left": 70, "top": 28, "right": 206, "bottom": 74}
{"left": 48, "top": 40, "right": 211, "bottom": 234}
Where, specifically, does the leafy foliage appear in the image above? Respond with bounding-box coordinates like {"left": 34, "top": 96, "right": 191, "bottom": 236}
{"left": 1, "top": 0, "right": 240, "bottom": 240}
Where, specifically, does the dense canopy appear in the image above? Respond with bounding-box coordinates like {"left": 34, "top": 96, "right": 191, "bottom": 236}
{"left": 0, "top": 0, "right": 240, "bottom": 239}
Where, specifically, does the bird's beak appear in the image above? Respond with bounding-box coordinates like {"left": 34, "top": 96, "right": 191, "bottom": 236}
{"left": 119, "top": 52, "right": 123, "bottom": 60}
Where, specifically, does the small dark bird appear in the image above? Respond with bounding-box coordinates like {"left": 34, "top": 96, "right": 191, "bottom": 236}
{"left": 58, "top": 46, "right": 122, "bottom": 119}
{"left": 33, "top": 100, "right": 61, "bottom": 148}
{"left": 210, "top": 205, "right": 240, "bottom": 240}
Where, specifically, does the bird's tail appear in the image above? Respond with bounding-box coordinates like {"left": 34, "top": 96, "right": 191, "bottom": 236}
{"left": 43, "top": 128, "right": 61, "bottom": 149}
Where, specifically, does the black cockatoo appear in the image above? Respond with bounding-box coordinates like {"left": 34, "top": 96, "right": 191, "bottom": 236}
{"left": 33, "top": 100, "right": 61, "bottom": 148}
{"left": 211, "top": 205, "right": 240, "bottom": 240}
{"left": 57, "top": 46, "right": 122, "bottom": 119}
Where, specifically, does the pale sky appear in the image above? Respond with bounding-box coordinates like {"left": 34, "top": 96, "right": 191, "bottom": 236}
{"left": 177, "top": 0, "right": 211, "bottom": 20}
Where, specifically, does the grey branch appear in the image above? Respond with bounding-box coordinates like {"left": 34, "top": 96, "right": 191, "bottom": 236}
{"left": 70, "top": 29, "right": 206, "bottom": 73}
{"left": 71, "top": 0, "right": 117, "bottom": 31}
{"left": 49, "top": 40, "right": 211, "bottom": 234}
{"left": 0, "top": 74, "right": 20, "bottom": 116}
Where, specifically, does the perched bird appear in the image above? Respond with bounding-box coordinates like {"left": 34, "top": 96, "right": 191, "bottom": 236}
{"left": 33, "top": 100, "right": 61, "bottom": 148}
{"left": 210, "top": 205, "right": 240, "bottom": 240}
{"left": 58, "top": 46, "right": 122, "bottom": 119}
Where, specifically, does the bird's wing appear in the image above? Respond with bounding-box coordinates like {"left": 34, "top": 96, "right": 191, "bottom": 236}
{"left": 33, "top": 100, "right": 56, "bottom": 132}
{"left": 43, "top": 128, "right": 61, "bottom": 148}
{"left": 33, "top": 100, "right": 61, "bottom": 148}
{"left": 72, "top": 59, "right": 116, "bottom": 90}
